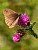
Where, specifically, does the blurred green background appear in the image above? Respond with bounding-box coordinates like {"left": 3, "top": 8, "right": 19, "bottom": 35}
{"left": 0, "top": 0, "right": 38, "bottom": 50}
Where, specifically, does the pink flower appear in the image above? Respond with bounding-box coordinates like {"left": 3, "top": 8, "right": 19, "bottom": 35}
{"left": 12, "top": 33, "right": 22, "bottom": 42}
{"left": 18, "top": 13, "right": 30, "bottom": 27}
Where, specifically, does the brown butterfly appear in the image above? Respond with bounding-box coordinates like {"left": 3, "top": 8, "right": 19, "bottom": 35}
{"left": 3, "top": 9, "right": 21, "bottom": 28}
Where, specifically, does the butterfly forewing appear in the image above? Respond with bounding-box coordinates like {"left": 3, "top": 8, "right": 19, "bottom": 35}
{"left": 3, "top": 9, "right": 19, "bottom": 28}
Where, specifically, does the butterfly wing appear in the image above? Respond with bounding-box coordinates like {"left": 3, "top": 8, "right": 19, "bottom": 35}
{"left": 9, "top": 17, "right": 19, "bottom": 28}
{"left": 3, "top": 9, "right": 19, "bottom": 28}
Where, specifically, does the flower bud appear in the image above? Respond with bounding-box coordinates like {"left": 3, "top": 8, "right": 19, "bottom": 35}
{"left": 12, "top": 33, "right": 21, "bottom": 42}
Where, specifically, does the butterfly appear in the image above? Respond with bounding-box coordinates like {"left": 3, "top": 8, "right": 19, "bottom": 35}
{"left": 3, "top": 9, "right": 21, "bottom": 28}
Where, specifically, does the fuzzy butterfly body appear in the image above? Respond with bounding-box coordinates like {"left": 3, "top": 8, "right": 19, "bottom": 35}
{"left": 3, "top": 9, "right": 20, "bottom": 28}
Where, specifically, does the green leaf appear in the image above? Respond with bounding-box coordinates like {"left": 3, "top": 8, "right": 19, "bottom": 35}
{"left": 31, "top": 4, "right": 38, "bottom": 35}
{"left": 32, "top": 23, "right": 38, "bottom": 34}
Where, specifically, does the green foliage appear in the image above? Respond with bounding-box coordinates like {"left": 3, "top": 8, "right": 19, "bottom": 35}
{"left": 0, "top": 0, "right": 38, "bottom": 50}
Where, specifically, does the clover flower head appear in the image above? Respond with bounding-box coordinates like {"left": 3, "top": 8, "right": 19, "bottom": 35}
{"left": 18, "top": 13, "right": 30, "bottom": 27}
{"left": 12, "top": 33, "right": 21, "bottom": 42}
